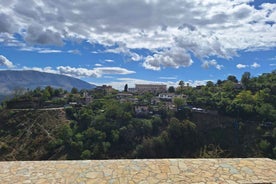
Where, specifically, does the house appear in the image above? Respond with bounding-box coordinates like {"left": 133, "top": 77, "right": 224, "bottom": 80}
{"left": 151, "top": 97, "right": 161, "bottom": 105}
{"left": 128, "top": 88, "right": 137, "bottom": 93}
{"left": 80, "top": 91, "right": 93, "bottom": 105}
{"left": 95, "top": 85, "right": 114, "bottom": 94}
{"left": 116, "top": 93, "right": 133, "bottom": 99}
{"left": 135, "top": 105, "right": 149, "bottom": 115}
{"left": 134, "top": 84, "right": 167, "bottom": 94}
{"left": 116, "top": 93, "right": 138, "bottom": 103}
{"left": 158, "top": 93, "right": 175, "bottom": 100}
{"left": 158, "top": 93, "right": 186, "bottom": 102}
{"left": 164, "top": 101, "right": 176, "bottom": 111}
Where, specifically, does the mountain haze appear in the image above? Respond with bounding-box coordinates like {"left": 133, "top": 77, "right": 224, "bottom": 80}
{"left": 0, "top": 70, "right": 96, "bottom": 95}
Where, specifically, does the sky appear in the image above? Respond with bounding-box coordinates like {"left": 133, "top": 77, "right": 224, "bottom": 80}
{"left": 0, "top": 0, "right": 275, "bottom": 90}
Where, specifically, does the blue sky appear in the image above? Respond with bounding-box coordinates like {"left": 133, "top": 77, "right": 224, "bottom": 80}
{"left": 0, "top": 0, "right": 275, "bottom": 90}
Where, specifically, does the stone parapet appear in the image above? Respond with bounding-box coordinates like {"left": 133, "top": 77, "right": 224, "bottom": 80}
{"left": 0, "top": 158, "right": 275, "bottom": 183}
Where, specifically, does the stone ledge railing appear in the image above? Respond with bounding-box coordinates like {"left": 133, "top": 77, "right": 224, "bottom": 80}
{"left": 0, "top": 158, "right": 275, "bottom": 184}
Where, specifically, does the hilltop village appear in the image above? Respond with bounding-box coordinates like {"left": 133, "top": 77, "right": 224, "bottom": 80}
{"left": 3, "top": 83, "right": 206, "bottom": 116}
{"left": 0, "top": 71, "right": 275, "bottom": 160}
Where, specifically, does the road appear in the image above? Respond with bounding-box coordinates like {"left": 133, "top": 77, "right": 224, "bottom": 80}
{"left": 10, "top": 107, "right": 65, "bottom": 111}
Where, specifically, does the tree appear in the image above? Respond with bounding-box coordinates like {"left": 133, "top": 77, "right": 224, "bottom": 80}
{"left": 124, "top": 84, "right": 128, "bottom": 92}
{"left": 241, "top": 72, "right": 251, "bottom": 89}
{"left": 81, "top": 150, "right": 91, "bottom": 159}
{"left": 58, "top": 124, "right": 73, "bottom": 141}
{"left": 227, "top": 75, "right": 238, "bottom": 83}
{"left": 216, "top": 79, "right": 223, "bottom": 86}
{"left": 177, "top": 80, "right": 185, "bottom": 94}
{"left": 54, "top": 88, "right": 63, "bottom": 97}
{"left": 71, "top": 87, "right": 78, "bottom": 94}
{"left": 42, "top": 89, "right": 51, "bottom": 101}
{"left": 259, "top": 139, "right": 270, "bottom": 152}
{"left": 168, "top": 86, "right": 175, "bottom": 93}
{"left": 179, "top": 80, "right": 184, "bottom": 87}
{"left": 206, "top": 81, "right": 214, "bottom": 87}
{"left": 173, "top": 97, "right": 185, "bottom": 108}
{"left": 234, "top": 90, "right": 255, "bottom": 104}
{"left": 45, "top": 86, "right": 54, "bottom": 97}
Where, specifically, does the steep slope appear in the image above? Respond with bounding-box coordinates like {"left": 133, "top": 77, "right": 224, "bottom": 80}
{"left": 0, "top": 109, "right": 69, "bottom": 160}
{"left": 0, "top": 70, "right": 96, "bottom": 95}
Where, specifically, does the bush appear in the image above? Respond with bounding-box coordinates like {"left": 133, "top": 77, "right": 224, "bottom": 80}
{"left": 81, "top": 150, "right": 91, "bottom": 159}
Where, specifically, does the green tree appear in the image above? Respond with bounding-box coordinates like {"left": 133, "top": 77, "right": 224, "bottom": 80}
{"left": 168, "top": 86, "right": 175, "bottom": 93}
{"left": 124, "top": 84, "right": 128, "bottom": 92}
{"left": 206, "top": 81, "right": 214, "bottom": 87}
{"left": 179, "top": 80, "right": 184, "bottom": 88}
{"left": 71, "top": 87, "right": 78, "bottom": 94}
{"left": 42, "top": 89, "right": 51, "bottom": 101}
{"left": 111, "top": 130, "right": 120, "bottom": 143}
{"left": 58, "top": 124, "right": 73, "bottom": 141}
{"left": 259, "top": 139, "right": 270, "bottom": 152}
{"left": 241, "top": 72, "right": 251, "bottom": 89}
{"left": 81, "top": 150, "right": 91, "bottom": 159}
{"left": 173, "top": 97, "right": 185, "bottom": 108}
{"left": 216, "top": 79, "right": 223, "bottom": 86}
{"left": 227, "top": 75, "right": 238, "bottom": 83}
{"left": 45, "top": 86, "right": 54, "bottom": 97}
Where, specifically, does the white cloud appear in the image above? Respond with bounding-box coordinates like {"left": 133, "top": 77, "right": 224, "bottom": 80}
{"left": 187, "top": 80, "right": 212, "bottom": 87}
{"left": 0, "top": 55, "right": 15, "bottom": 68}
{"left": 56, "top": 66, "right": 135, "bottom": 78}
{"left": 22, "top": 66, "right": 59, "bottom": 74}
{"left": 104, "top": 59, "right": 114, "bottom": 63}
{"left": 22, "top": 66, "right": 135, "bottom": 78}
{"left": 68, "top": 49, "right": 81, "bottom": 55}
{"left": 94, "top": 63, "right": 103, "bottom": 67}
{"left": 38, "top": 49, "right": 62, "bottom": 54}
{"left": 143, "top": 47, "right": 193, "bottom": 70}
{"left": 269, "top": 63, "right": 276, "bottom": 66}
{"left": 19, "top": 46, "right": 63, "bottom": 54}
{"left": 236, "top": 63, "right": 248, "bottom": 69}
{"left": 105, "top": 45, "right": 142, "bottom": 61}
{"left": 0, "top": 1, "right": 276, "bottom": 69}
{"left": 201, "top": 59, "right": 223, "bottom": 70}
{"left": 56, "top": 66, "right": 99, "bottom": 77}
{"left": 269, "top": 56, "right": 276, "bottom": 61}
{"left": 94, "top": 67, "right": 136, "bottom": 76}
{"left": 251, "top": 62, "right": 261, "bottom": 68}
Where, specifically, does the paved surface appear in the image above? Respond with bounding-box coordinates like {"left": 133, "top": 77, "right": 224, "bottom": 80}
{"left": 0, "top": 158, "right": 275, "bottom": 184}
{"left": 11, "top": 107, "right": 64, "bottom": 111}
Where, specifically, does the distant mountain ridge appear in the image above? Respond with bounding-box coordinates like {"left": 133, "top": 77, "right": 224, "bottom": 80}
{"left": 0, "top": 70, "right": 96, "bottom": 95}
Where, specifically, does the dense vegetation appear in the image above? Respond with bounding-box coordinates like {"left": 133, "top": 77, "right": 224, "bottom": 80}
{"left": 0, "top": 71, "right": 275, "bottom": 160}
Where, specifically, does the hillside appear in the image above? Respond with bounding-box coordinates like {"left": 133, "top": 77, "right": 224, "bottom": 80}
{"left": 0, "top": 108, "right": 266, "bottom": 161}
{"left": 0, "top": 71, "right": 275, "bottom": 160}
{"left": 0, "top": 70, "right": 96, "bottom": 95}
{"left": 0, "top": 109, "right": 69, "bottom": 160}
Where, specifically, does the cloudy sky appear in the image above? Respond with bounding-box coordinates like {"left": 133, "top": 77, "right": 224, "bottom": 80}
{"left": 0, "top": 0, "right": 275, "bottom": 90}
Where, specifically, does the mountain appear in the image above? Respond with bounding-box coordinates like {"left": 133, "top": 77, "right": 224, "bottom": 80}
{"left": 0, "top": 70, "right": 96, "bottom": 95}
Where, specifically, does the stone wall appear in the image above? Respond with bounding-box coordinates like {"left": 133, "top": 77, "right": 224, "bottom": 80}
{"left": 0, "top": 158, "right": 275, "bottom": 183}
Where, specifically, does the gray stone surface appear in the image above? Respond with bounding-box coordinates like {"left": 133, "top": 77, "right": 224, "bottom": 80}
{"left": 0, "top": 158, "right": 275, "bottom": 183}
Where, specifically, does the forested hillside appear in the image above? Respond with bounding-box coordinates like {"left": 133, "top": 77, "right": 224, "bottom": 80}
{"left": 0, "top": 71, "right": 275, "bottom": 160}
{"left": 0, "top": 109, "right": 69, "bottom": 160}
